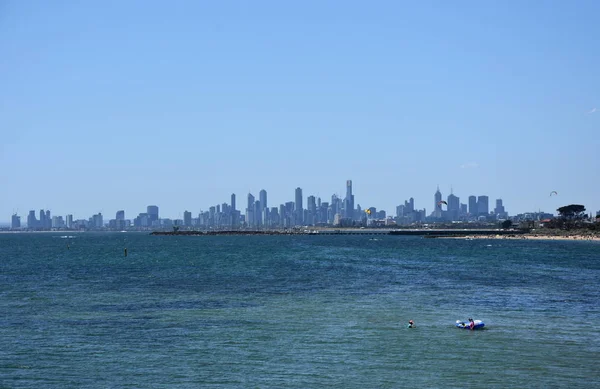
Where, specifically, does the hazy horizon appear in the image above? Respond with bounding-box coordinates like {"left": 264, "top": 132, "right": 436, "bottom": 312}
{"left": 2, "top": 1, "right": 598, "bottom": 220}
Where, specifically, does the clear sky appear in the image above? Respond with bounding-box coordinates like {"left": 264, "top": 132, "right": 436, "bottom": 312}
{"left": 1, "top": 0, "right": 598, "bottom": 221}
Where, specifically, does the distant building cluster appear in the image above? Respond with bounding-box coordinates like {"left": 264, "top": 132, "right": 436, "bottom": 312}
{"left": 424, "top": 186, "right": 509, "bottom": 223}
{"left": 8, "top": 180, "right": 517, "bottom": 231}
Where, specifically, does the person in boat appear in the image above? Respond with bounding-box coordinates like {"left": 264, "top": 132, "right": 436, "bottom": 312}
{"left": 407, "top": 320, "right": 415, "bottom": 328}
{"left": 468, "top": 318, "right": 475, "bottom": 330}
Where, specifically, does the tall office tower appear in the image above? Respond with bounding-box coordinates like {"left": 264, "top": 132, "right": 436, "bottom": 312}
{"left": 231, "top": 193, "right": 236, "bottom": 212}
{"left": 468, "top": 196, "right": 478, "bottom": 217}
{"left": 215, "top": 205, "right": 222, "bottom": 227}
{"left": 147, "top": 205, "right": 159, "bottom": 223}
{"left": 259, "top": 190, "right": 267, "bottom": 209}
{"left": 477, "top": 196, "right": 489, "bottom": 215}
{"left": 116, "top": 210, "right": 125, "bottom": 220}
{"left": 46, "top": 210, "right": 51, "bottom": 228}
{"left": 320, "top": 201, "right": 329, "bottom": 224}
{"left": 11, "top": 214, "right": 20, "bottom": 229}
{"left": 307, "top": 196, "right": 316, "bottom": 213}
{"left": 295, "top": 187, "right": 303, "bottom": 225}
{"left": 307, "top": 195, "right": 316, "bottom": 225}
{"left": 28, "top": 210, "right": 37, "bottom": 229}
{"left": 285, "top": 201, "right": 294, "bottom": 227}
{"left": 344, "top": 180, "right": 354, "bottom": 219}
{"left": 39, "top": 210, "right": 45, "bottom": 229}
{"left": 246, "top": 193, "right": 255, "bottom": 227}
{"left": 253, "top": 201, "right": 262, "bottom": 227}
{"left": 494, "top": 199, "right": 507, "bottom": 218}
{"left": 269, "top": 207, "right": 279, "bottom": 227}
{"left": 447, "top": 193, "right": 460, "bottom": 221}
{"left": 66, "top": 214, "right": 73, "bottom": 229}
{"left": 183, "top": 211, "right": 192, "bottom": 227}
{"left": 259, "top": 189, "right": 267, "bottom": 225}
{"left": 434, "top": 186, "right": 442, "bottom": 218}
{"left": 279, "top": 204, "right": 286, "bottom": 228}
{"left": 405, "top": 198, "right": 415, "bottom": 213}
{"left": 330, "top": 194, "right": 339, "bottom": 216}
{"left": 396, "top": 204, "right": 405, "bottom": 217}
{"left": 209, "top": 206, "right": 216, "bottom": 227}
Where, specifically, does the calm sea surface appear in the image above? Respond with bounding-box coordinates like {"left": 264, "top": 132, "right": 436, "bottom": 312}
{"left": 1, "top": 233, "right": 599, "bottom": 388}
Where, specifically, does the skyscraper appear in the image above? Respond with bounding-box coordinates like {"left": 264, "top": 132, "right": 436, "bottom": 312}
{"left": 307, "top": 195, "right": 316, "bottom": 225}
{"left": 147, "top": 205, "right": 159, "bottom": 223}
{"left": 259, "top": 189, "right": 267, "bottom": 225}
{"left": 259, "top": 189, "right": 267, "bottom": 210}
{"left": 253, "top": 200, "right": 261, "bottom": 227}
{"left": 494, "top": 199, "right": 507, "bottom": 219}
{"left": 477, "top": 196, "right": 489, "bottom": 216}
{"left": 231, "top": 193, "right": 236, "bottom": 212}
{"left": 468, "top": 196, "right": 478, "bottom": 217}
{"left": 295, "top": 187, "right": 303, "bottom": 225}
{"left": 183, "top": 210, "right": 192, "bottom": 226}
{"left": 434, "top": 186, "right": 442, "bottom": 218}
{"left": 447, "top": 193, "right": 460, "bottom": 221}
{"left": 246, "top": 193, "right": 255, "bottom": 227}
{"left": 11, "top": 214, "right": 20, "bottom": 229}
{"left": 116, "top": 210, "right": 125, "bottom": 220}
{"left": 344, "top": 180, "right": 354, "bottom": 219}
{"left": 28, "top": 210, "right": 37, "bottom": 229}
{"left": 39, "top": 210, "right": 45, "bottom": 229}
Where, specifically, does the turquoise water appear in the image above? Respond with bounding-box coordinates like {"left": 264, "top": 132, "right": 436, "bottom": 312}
{"left": 1, "top": 233, "right": 599, "bottom": 388}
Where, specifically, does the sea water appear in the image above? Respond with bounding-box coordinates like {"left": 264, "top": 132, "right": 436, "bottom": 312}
{"left": 1, "top": 233, "right": 599, "bottom": 388}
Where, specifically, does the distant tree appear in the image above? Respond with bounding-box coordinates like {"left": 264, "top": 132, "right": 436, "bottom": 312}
{"left": 501, "top": 220, "right": 512, "bottom": 229}
{"left": 557, "top": 204, "right": 586, "bottom": 220}
{"left": 556, "top": 204, "right": 586, "bottom": 230}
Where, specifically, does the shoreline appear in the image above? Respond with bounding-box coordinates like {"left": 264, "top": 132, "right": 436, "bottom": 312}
{"left": 2, "top": 229, "right": 598, "bottom": 241}
{"left": 443, "top": 233, "right": 600, "bottom": 242}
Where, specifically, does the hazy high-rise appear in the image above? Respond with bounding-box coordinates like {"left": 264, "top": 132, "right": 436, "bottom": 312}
{"left": 259, "top": 189, "right": 267, "bottom": 226}
{"left": 434, "top": 186, "right": 442, "bottom": 218}
{"left": 295, "top": 187, "right": 303, "bottom": 224}
{"left": 344, "top": 180, "right": 354, "bottom": 219}
{"left": 147, "top": 205, "right": 159, "bottom": 223}
{"left": 246, "top": 193, "right": 255, "bottom": 227}
{"left": 183, "top": 210, "right": 192, "bottom": 226}
{"left": 447, "top": 192, "right": 460, "bottom": 221}
{"left": 11, "top": 214, "right": 20, "bottom": 229}
{"left": 477, "top": 196, "right": 489, "bottom": 215}
{"left": 27, "top": 210, "right": 37, "bottom": 229}
{"left": 468, "top": 196, "right": 478, "bottom": 216}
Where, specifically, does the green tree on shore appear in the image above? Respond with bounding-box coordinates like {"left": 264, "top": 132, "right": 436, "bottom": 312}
{"left": 557, "top": 204, "right": 586, "bottom": 220}
{"left": 554, "top": 204, "right": 586, "bottom": 230}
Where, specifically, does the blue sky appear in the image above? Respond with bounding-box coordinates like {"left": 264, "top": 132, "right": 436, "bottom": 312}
{"left": 1, "top": 0, "right": 598, "bottom": 221}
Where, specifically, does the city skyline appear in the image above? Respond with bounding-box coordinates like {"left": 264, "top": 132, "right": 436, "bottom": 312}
{"left": 1, "top": 2, "right": 598, "bottom": 220}
{"left": 6, "top": 178, "right": 577, "bottom": 227}
{"left": 4, "top": 178, "right": 594, "bottom": 226}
